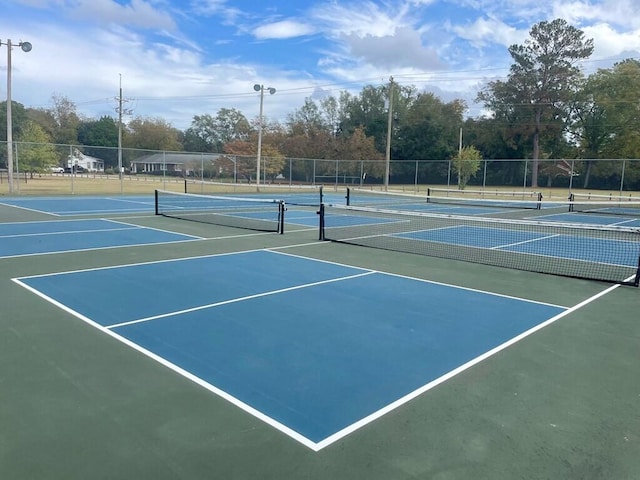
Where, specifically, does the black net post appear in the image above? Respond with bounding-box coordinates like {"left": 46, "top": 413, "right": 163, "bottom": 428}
{"left": 318, "top": 203, "right": 325, "bottom": 240}
{"left": 279, "top": 201, "right": 285, "bottom": 234}
{"left": 154, "top": 189, "right": 159, "bottom": 215}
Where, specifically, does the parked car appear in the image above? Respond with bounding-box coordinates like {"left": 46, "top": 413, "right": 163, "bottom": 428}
{"left": 50, "top": 166, "right": 65, "bottom": 174}
{"left": 64, "top": 165, "right": 86, "bottom": 173}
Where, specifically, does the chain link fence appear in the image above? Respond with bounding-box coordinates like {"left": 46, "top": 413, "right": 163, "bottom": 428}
{"left": 1, "top": 141, "right": 639, "bottom": 196}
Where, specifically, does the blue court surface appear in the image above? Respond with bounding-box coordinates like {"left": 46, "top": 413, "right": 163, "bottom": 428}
{"left": 0, "top": 219, "right": 200, "bottom": 258}
{"left": 14, "top": 250, "right": 569, "bottom": 451}
{"left": 0, "top": 195, "right": 154, "bottom": 216}
{"left": 396, "top": 225, "right": 640, "bottom": 267}
{"left": 284, "top": 209, "right": 322, "bottom": 227}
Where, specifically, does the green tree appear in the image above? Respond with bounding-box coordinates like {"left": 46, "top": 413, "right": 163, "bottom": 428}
{"left": 392, "top": 93, "right": 465, "bottom": 184}
{"left": 340, "top": 85, "right": 388, "bottom": 152}
{"left": 571, "top": 59, "right": 640, "bottom": 188}
{"left": 281, "top": 97, "right": 335, "bottom": 166}
{"left": 333, "top": 126, "right": 384, "bottom": 180}
{"left": 25, "top": 107, "right": 57, "bottom": 140}
{"left": 16, "top": 121, "right": 59, "bottom": 172}
{"left": 125, "top": 116, "right": 183, "bottom": 152}
{"left": 259, "top": 144, "right": 286, "bottom": 182}
{"left": 49, "top": 94, "right": 81, "bottom": 145}
{"left": 0, "top": 100, "right": 28, "bottom": 170}
{"left": 396, "top": 93, "right": 465, "bottom": 161}
{"left": 287, "top": 98, "right": 327, "bottom": 134}
{"left": 319, "top": 94, "right": 347, "bottom": 138}
{"left": 478, "top": 18, "right": 594, "bottom": 187}
{"left": 77, "top": 116, "right": 119, "bottom": 168}
{"left": 0, "top": 100, "right": 28, "bottom": 142}
{"left": 183, "top": 109, "right": 250, "bottom": 152}
{"left": 452, "top": 146, "right": 482, "bottom": 189}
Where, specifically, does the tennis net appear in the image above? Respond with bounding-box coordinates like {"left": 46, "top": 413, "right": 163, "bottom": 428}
{"left": 427, "top": 187, "right": 543, "bottom": 209}
{"left": 568, "top": 192, "right": 640, "bottom": 216}
{"left": 319, "top": 203, "right": 640, "bottom": 286}
{"left": 184, "top": 180, "right": 324, "bottom": 206}
{"left": 155, "top": 190, "right": 285, "bottom": 233}
{"left": 346, "top": 188, "right": 429, "bottom": 208}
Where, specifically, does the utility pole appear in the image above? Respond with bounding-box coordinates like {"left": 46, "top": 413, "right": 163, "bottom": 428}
{"left": 458, "top": 127, "right": 463, "bottom": 188}
{"left": 115, "top": 74, "right": 133, "bottom": 194}
{"left": 384, "top": 76, "right": 394, "bottom": 191}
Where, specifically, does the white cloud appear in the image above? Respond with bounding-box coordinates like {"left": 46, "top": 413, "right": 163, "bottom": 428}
{"left": 189, "top": 0, "right": 227, "bottom": 15}
{"left": 451, "top": 16, "right": 525, "bottom": 48}
{"left": 307, "top": 0, "right": 449, "bottom": 82}
{"left": 310, "top": 1, "right": 408, "bottom": 38}
{"left": 2, "top": 18, "right": 317, "bottom": 128}
{"left": 446, "top": 0, "right": 548, "bottom": 23}
{"left": 343, "top": 27, "right": 444, "bottom": 70}
{"left": 13, "top": 0, "right": 177, "bottom": 30}
{"left": 253, "top": 20, "right": 316, "bottom": 40}
{"left": 552, "top": 0, "right": 640, "bottom": 29}
{"left": 582, "top": 23, "right": 640, "bottom": 59}
{"left": 70, "top": 0, "right": 176, "bottom": 30}
{"left": 189, "top": 0, "right": 244, "bottom": 25}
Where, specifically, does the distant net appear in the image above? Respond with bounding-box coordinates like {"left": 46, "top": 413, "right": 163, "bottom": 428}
{"left": 155, "top": 190, "right": 285, "bottom": 233}
{"left": 347, "top": 188, "right": 430, "bottom": 208}
{"left": 319, "top": 203, "right": 640, "bottom": 286}
{"left": 184, "top": 180, "right": 324, "bottom": 206}
{"left": 568, "top": 192, "right": 640, "bottom": 216}
{"left": 427, "top": 187, "right": 544, "bottom": 210}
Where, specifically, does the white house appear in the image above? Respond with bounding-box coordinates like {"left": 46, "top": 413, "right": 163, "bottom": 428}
{"left": 67, "top": 150, "right": 105, "bottom": 172}
{"left": 130, "top": 152, "right": 221, "bottom": 175}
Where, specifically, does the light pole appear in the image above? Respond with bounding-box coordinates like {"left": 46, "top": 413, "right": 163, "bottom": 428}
{"left": 117, "top": 74, "right": 124, "bottom": 194}
{"left": 2, "top": 39, "right": 32, "bottom": 195}
{"left": 384, "top": 76, "right": 394, "bottom": 191}
{"left": 253, "top": 84, "right": 275, "bottom": 188}
{"left": 116, "top": 74, "right": 133, "bottom": 194}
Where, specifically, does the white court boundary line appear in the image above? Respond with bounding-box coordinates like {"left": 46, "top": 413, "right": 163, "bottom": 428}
{"left": 0, "top": 218, "right": 204, "bottom": 259}
{"left": 0, "top": 194, "right": 154, "bottom": 216}
{"left": 0, "top": 200, "right": 62, "bottom": 216}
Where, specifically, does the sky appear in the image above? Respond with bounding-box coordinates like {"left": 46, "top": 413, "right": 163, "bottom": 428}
{"left": 2, "top": 0, "right": 640, "bottom": 130}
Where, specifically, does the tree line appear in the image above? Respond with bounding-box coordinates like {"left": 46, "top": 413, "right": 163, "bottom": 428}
{"left": 1, "top": 18, "right": 639, "bottom": 190}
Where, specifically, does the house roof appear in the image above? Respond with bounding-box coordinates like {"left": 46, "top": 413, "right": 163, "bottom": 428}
{"left": 132, "top": 153, "right": 222, "bottom": 165}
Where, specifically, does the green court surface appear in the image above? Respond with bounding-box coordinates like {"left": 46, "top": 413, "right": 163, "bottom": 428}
{"left": 0, "top": 198, "right": 639, "bottom": 480}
